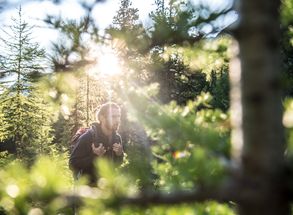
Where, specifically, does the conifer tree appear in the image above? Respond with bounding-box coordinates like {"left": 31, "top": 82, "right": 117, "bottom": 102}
{"left": 107, "top": 0, "right": 149, "bottom": 55}
{"left": 0, "top": 7, "right": 52, "bottom": 161}
{"left": 111, "top": 0, "right": 139, "bottom": 31}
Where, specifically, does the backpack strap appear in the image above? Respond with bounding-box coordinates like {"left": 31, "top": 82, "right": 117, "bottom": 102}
{"left": 89, "top": 124, "right": 98, "bottom": 144}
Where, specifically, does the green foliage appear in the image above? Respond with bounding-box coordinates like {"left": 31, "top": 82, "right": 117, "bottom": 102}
{"left": 45, "top": 14, "right": 99, "bottom": 72}
{"left": 281, "top": 0, "right": 293, "bottom": 26}
{"left": 149, "top": 0, "right": 233, "bottom": 47}
{"left": 208, "top": 68, "right": 230, "bottom": 111}
{"left": 163, "top": 37, "right": 232, "bottom": 74}
{"left": 125, "top": 86, "right": 230, "bottom": 192}
{"left": 0, "top": 80, "right": 232, "bottom": 215}
{"left": 0, "top": 156, "right": 73, "bottom": 215}
{"left": 149, "top": 52, "right": 208, "bottom": 105}
{"left": 0, "top": 152, "right": 15, "bottom": 168}
{"left": 107, "top": 0, "right": 150, "bottom": 54}
{"left": 0, "top": 155, "right": 234, "bottom": 214}
{"left": 51, "top": 113, "right": 71, "bottom": 152}
{"left": 105, "top": 0, "right": 231, "bottom": 110}
{"left": 5, "top": 0, "right": 290, "bottom": 214}
{"left": 280, "top": 0, "right": 293, "bottom": 97}
{"left": 0, "top": 8, "right": 53, "bottom": 161}
{"left": 0, "top": 7, "right": 46, "bottom": 84}
{"left": 140, "top": 202, "right": 234, "bottom": 215}
{"left": 111, "top": 0, "right": 140, "bottom": 30}
{"left": 149, "top": 0, "right": 195, "bottom": 47}
{"left": 146, "top": 36, "right": 231, "bottom": 109}
{"left": 105, "top": 0, "right": 150, "bottom": 87}
{"left": 121, "top": 139, "right": 154, "bottom": 191}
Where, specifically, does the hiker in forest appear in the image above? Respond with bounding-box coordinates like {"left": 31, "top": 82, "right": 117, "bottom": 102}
{"left": 69, "top": 102, "right": 124, "bottom": 186}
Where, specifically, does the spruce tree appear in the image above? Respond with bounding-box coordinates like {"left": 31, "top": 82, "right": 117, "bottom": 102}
{"left": 0, "top": 7, "right": 52, "bottom": 161}
{"left": 111, "top": 0, "right": 139, "bottom": 31}
{"left": 107, "top": 0, "right": 149, "bottom": 55}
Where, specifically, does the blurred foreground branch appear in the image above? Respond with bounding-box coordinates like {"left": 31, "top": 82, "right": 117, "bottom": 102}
{"left": 64, "top": 180, "right": 238, "bottom": 209}
{"left": 120, "top": 185, "right": 236, "bottom": 206}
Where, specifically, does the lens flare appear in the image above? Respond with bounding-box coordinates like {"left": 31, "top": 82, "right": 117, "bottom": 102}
{"left": 87, "top": 45, "right": 122, "bottom": 77}
{"left": 97, "top": 52, "right": 122, "bottom": 76}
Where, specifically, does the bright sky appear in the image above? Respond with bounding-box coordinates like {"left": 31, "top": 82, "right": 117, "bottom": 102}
{"left": 0, "top": 0, "right": 236, "bottom": 49}
{"left": 0, "top": 0, "right": 156, "bottom": 50}
{"left": 0, "top": 0, "right": 236, "bottom": 78}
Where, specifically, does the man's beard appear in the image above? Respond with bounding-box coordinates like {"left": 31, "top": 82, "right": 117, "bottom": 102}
{"left": 106, "top": 121, "right": 119, "bottom": 131}
{"left": 111, "top": 123, "right": 119, "bottom": 131}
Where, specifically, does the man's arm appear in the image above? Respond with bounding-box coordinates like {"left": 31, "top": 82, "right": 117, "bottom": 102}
{"left": 69, "top": 131, "right": 94, "bottom": 171}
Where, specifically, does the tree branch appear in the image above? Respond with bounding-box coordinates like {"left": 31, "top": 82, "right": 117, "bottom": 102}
{"left": 119, "top": 183, "right": 237, "bottom": 206}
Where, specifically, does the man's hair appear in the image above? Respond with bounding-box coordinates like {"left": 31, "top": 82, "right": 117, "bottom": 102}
{"left": 96, "top": 102, "right": 120, "bottom": 122}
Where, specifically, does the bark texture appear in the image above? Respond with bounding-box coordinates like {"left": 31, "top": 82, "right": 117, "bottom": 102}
{"left": 236, "top": 0, "right": 290, "bottom": 214}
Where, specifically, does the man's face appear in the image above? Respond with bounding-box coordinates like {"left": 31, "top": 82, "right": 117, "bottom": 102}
{"left": 101, "top": 108, "right": 121, "bottom": 131}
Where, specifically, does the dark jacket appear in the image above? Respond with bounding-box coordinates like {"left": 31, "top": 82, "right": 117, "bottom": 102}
{"left": 69, "top": 123, "right": 123, "bottom": 184}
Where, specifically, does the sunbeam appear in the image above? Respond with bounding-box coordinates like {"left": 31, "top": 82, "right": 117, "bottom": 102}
{"left": 87, "top": 45, "right": 123, "bottom": 77}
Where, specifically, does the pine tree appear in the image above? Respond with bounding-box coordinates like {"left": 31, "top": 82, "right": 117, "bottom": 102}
{"left": 0, "top": 7, "right": 53, "bottom": 161}
{"left": 111, "top": 0, "right": 139, "bottom": 31}
{"left": 107, "top": 0, "right": 149, "bottom": 55}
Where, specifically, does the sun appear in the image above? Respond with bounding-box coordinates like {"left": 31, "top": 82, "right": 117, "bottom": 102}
{"left": 87, "top": 45, "right": 123, "bottom": 77}
{"left": 97, "top": 51, "right": 122, "bottom": 76}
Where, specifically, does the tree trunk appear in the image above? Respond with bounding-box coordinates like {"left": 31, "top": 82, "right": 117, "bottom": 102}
{"left": 234, "top": 0, "right": 290, "bottom": 214}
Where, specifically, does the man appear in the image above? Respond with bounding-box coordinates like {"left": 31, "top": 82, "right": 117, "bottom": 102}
{"left": 69, "top": 102, "right": 124, "bottom": 185}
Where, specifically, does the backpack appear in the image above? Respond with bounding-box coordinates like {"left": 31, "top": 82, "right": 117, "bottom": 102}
{"left": 69, "top": 123, "right": 98, "bottom": 153}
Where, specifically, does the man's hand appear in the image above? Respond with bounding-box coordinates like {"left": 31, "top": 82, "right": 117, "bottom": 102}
{"left": 113, "top": 143, "right": 123, "bottom": 156}
{"left": 92, "top": 143, "right": 106, "bottom": 156}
